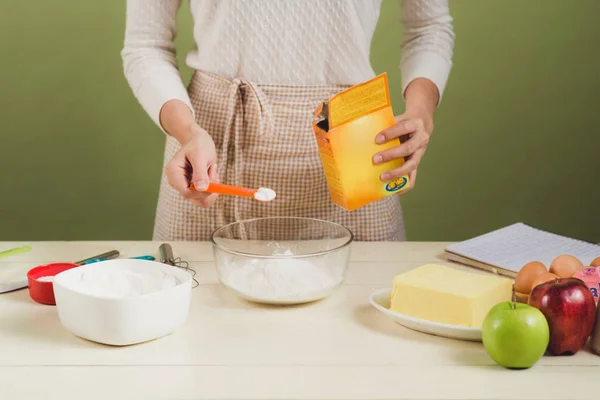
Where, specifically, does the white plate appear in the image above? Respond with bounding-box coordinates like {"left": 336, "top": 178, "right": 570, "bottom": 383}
{"left": 369, "top": 288, "right": 482, "bottom": 342}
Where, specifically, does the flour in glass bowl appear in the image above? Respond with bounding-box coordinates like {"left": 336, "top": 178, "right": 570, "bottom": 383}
{"left": 219, "top": 250, "right": 343, "bottom": 301}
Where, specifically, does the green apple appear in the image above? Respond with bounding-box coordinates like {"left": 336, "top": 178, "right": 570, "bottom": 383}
{"left": 481, "top": 301, "right": 549, "bottom": 369}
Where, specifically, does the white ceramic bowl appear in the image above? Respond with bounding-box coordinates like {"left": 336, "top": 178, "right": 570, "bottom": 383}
{"left": 53, "top": 259, "right": 192, "bottom": 346}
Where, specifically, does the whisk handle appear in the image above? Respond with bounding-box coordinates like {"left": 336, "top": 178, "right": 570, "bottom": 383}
{"left": 159, "top": 243, "right": 175, "bottom": 265}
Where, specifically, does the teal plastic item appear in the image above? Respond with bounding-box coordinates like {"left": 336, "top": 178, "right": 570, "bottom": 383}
{"left": 84, "top": 255, "right": 155, "bottom": 265}
{"left": 84, "top": 258, "right": 106, "bottom": 265}
{"left": 131, "top": 255, "right": 155, "bottom": 261}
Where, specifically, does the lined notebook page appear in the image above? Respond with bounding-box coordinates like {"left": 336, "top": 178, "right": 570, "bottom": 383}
{"left": 445, "top": 223, "right": 600, "bottom": 273}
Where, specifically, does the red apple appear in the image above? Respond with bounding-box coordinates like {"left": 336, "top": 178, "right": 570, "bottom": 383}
{"left": 528, "top": 277, "right": 596, "bottom": 355}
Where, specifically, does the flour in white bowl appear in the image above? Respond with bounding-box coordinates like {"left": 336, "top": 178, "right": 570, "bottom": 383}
{"left": 68, "top": 267, "right": 180, "bottom": 297}
{"left": 220, "top": 256, "right": 342, "bottom": 300}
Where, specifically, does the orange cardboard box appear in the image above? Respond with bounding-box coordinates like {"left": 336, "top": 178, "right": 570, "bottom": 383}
{"left": 312, "top": 73, "right": 410, "bottom": 211}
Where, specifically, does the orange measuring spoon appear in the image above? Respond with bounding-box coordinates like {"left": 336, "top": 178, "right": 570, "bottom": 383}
{"left": 189, "top": 182, "right": 275, "bottom": 202}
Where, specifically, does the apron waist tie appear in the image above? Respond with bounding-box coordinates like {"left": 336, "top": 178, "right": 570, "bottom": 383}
{"left": 219, "top": 77, "right": 275, "bottom": 227}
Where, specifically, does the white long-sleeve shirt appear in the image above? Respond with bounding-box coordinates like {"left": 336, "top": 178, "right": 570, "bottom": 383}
{"left": 121, "top": 0, "right": 455, "bottom": 128}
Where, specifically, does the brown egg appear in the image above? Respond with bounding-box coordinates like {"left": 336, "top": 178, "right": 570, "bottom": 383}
{"left": 591, "top": 256, "right": 600, "bottom": 267}
{"left": 531, "top": 272, "right": 559, "bottom": 290}
{"left": 514, "top": 261, "right": 547, "bottom": 294}
{"left": 549, "top": 254, "right": 584, "bottom": 278}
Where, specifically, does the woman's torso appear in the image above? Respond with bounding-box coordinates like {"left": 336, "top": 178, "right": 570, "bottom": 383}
{"left": 186, "top": 0, "right": 383, "bottom": 85}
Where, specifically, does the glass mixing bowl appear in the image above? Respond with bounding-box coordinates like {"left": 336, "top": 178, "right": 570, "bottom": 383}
{"left": 210, "top": 217, "right": 354, "bottom": 305}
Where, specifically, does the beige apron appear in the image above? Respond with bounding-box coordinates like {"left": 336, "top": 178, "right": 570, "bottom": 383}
{"left": 153, "top": 71, "right": 406, "bottom": 241}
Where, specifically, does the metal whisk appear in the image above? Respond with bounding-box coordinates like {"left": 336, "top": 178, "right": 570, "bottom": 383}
{"left": 159, "top": 243, "right": 198, "bottom": 288}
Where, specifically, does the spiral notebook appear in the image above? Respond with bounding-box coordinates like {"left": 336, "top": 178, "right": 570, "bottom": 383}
{"left": 444, "top": 223, "right": 600, "bottom": 278}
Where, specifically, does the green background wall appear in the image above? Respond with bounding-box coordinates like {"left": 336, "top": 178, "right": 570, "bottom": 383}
{"left": 1, "top": 0, "right": 599, "bottom": 242}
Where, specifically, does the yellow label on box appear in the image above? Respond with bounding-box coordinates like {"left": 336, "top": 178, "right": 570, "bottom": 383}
{"left": 312, "top": 73, "right": 410, "bottom": 211}
{"left": 329, "top": 75, "right": 390, "bottom": 129}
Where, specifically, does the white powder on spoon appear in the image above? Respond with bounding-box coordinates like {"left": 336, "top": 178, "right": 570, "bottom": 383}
{"left": 37, "top": 276, "right": 54, "bottom": 282}
{"left": 254, "top": 187, "right": 276, "bottom": 202}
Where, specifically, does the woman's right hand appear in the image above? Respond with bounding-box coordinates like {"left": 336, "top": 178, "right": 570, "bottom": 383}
{"left": 165, "top": 123, "right": 220, "bottom": 208}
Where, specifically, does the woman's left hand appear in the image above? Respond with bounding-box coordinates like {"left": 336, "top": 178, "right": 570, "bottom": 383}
{"left": 372, "top": 112, "right": 434, "bottom": 190}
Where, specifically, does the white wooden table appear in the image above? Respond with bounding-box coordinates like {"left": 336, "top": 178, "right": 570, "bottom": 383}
{"left": 0, "top": 241, "right": 597, "bottom": 400}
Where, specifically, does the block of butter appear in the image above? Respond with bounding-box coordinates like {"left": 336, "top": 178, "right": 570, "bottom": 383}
{"left": 390, "top": 264, "right": 512, "bottom": 327}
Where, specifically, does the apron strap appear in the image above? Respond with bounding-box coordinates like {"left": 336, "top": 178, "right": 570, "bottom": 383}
{"left": 220, "top": 78, "right": 274, "bottom": 229}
